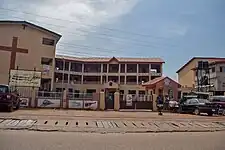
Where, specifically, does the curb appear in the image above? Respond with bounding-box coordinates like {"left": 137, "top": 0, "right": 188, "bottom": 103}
{"left": 1, "top": 127, "right": 225, "bottom": 134}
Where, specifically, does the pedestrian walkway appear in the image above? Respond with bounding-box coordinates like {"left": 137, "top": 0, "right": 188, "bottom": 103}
{"left": 0, "top": 118, "right": 225, "bottom": 133}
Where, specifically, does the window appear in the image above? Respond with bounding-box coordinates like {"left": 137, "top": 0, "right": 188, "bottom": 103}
{"left": 189, "top": 99, "right": 198, "bottom": 104}
{"left": 220, "top": 66, "right": 223, "bottom": 72}
{"left": 212, "top": 67, "right": 215, "bottom": 72}
{"left": 42, "top": 38, "right": 55, "bottom": 46}
{"left": 128, "top": 90, "right": 136, "bottom": 94}
{"left": 41, "top": 57, "right": 53, "bottom": 65}
{"left": 68, "top": 88, "right": 73, "bottom": 93}
{"left": 0, "top": 85, "right": 9, "bottom": 93}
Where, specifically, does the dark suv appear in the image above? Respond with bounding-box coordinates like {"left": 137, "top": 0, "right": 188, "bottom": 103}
{"left": 0, "top": 84, "right": 20, "bottom": 112}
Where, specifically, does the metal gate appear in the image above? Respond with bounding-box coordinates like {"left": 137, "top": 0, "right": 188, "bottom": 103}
{"left": 105, "top": 93, "right": 114, "bottom": 109}
{"left": 120, "top": 94, "right": 153, "bottom": 109}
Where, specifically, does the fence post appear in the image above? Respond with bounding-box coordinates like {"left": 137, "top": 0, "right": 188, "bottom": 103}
{"left": 63, "top": 89, "right": 67, "bottom": 109}
{"left": 31, "top": 88, "right": 36, "bottom": 108}
{"left": 114, "top": 92, "right": 120, "bottom": 111}
{"left": 99, "top": 91, "right": 105, "bottom": 110}
{"left": 152, "top": 94, "right": 157, "bottom": 111}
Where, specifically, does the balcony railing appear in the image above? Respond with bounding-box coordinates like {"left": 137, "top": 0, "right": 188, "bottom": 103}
{"left": 126, "top": 81, "right": 137, "bottom": 85}
{"left": 83, "top": 81, "right": 101, "bottom": 84}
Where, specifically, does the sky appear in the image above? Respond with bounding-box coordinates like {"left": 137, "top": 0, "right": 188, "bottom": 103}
{"left": 0, "top": 0, "right": 225, "bottom": 80}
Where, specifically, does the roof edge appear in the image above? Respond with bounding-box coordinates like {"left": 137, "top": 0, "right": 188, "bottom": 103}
{"left": 176, "top": 57, "right": 225, "bottom": 73}
{"left": 0, "top": 20, "right": 62, "bottom": 42}
{"left": 55, "top": 55, "right": 165, "bottom": 63}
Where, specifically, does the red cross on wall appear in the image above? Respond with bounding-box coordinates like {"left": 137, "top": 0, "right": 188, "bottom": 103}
{"left": 0, "top": 37, "right": 28, "bottom": 69}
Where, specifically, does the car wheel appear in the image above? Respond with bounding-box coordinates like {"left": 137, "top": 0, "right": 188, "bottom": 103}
{"left": 207, "top": 112, "right": 213, "bottom": 116}
{"left": 193, "top": 108, "right": 200, "bottom": 115}
{"left": 8, "top": 105, "right": 13, "bottom": 112}
{"left": 223, "top": 110, "right": 225, "bottom": 116}
{"left": 15, "top": 103, "right": 20, "bottom": 110}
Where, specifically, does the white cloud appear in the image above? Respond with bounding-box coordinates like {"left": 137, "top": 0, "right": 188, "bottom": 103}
{"left": 1, "top": 0, "right": 139, "bottom": 37}
{"left": 0, "top": 0, "right": 140, "bottom": 56}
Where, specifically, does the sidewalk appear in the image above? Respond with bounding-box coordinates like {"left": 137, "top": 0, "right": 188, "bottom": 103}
{"left": 1, "top": 109, "right": 225, "bottom": 133}
{"left": 1, "top": 109, "right": 225, "bottom": 121}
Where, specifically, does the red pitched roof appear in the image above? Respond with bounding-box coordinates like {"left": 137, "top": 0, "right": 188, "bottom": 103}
{"left": 142, "top": 76, "right": 180, "bottom": 87}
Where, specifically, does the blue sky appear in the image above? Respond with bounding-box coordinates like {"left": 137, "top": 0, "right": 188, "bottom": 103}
{"left": 0, "top": 0, "right": 225, "bottom": 80}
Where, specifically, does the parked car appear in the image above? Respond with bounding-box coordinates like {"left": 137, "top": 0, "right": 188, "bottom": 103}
{"left": 179, "top": 98, "right": 215, "bottom": 116}
{"left": 0, "top": 84, "right": 20, "bottom": 112}
{"left": 209, "top": 96, "right": 225, "bottom": 115}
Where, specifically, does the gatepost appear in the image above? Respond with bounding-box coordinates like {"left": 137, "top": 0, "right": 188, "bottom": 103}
{"left": 114, "top": 92, "right": 120, "bottom": 111}
{"left": 152, "top": 94, "right": 157, "bottom": 111}
{"left": 31, "top": 88, "right": 37, "bottom": 108}
{"left": 99, "top": 91, "right": 105, "bottom": 110}
{"left": 62, "top": 89, "right": 68, "bottom": 108}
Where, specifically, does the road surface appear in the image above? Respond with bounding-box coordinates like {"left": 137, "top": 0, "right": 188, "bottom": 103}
{"left": 0, "top": 130, "right": 225, "bottom": 150}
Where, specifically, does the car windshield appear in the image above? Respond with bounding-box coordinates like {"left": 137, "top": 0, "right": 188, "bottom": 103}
{"left": 0, "top": 85, "right": 9, "bottom": 93}
{"left": 198, "top": 99, "right": 210, "bottom": 103}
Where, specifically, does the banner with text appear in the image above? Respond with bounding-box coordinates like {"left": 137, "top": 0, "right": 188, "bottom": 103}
{"left": 9, "top": 69, "right": 41, "bottom": 87}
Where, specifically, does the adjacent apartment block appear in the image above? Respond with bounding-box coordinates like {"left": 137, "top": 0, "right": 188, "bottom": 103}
{"left": 177, "top": 57, "right": 225, "bottom": 95}
{"left": 208, "top": 61, "right": 225, "bottom": 95}
{"left": 53, "top": 55, "right": 164, "bottom": 95}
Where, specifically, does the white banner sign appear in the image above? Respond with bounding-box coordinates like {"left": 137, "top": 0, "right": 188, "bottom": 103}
{"left": 68, "top": 100, "right": 83, "bottom": 109}
{"left": 9, "top": 69, "right": 41, "bottom": 87}
{"left": 84, "top": 101, "right": 98, "bottom": 110}
{"left": 126, "top": 94, "right": 133, "bottom": 106}
{"left": 37, "top": 98, "right": 60, "bottom": 108}
{"left": 20, "top": 97, "right": 30, "bottom": 107}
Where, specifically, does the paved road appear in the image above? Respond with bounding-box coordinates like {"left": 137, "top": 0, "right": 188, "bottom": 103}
{"left": 0, "top": 130, "right": 225, "bottom": 150}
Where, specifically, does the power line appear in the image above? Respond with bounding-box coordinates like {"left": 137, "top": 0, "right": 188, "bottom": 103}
{"left": 0, "top": 11, "right": 175, "bottom": 47}
{"left": 0, "top": 7, "right": 173, "bottom": 40}
{"left": 0, "top": 13, "right": 178, "bottom": 51}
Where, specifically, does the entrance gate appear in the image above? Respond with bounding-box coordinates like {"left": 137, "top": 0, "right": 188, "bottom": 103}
{"left": 120, "top": 94, "right": 153, "bottom": 110}
{"left": 105, "top": 90, "right": 115, "bottom": 110}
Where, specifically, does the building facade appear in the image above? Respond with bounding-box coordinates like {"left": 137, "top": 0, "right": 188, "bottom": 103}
{"left": 0, "top": 21, "right": 61, "bottom": 92}
{"left": 177, "top": 57, "right": 225, "bottom": 95}
{"left": 207, "top": 61, "right": 225, "bottom": 95}
{"left": 53, "top": 55, "right": 164, "bottom": 95}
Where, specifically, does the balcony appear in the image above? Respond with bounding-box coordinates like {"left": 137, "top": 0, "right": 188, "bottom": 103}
{"left": 127, "top": 64, "right": 137, "bottom": 73}
{"left": 126, "top": 76, "right": 137, "bottom": 85}
{"left": 83, "top": 81, "right": 101, "bottom": 84}
{"left": 126, "top": 82, "right": 137, "bottom": 85}
{"left": 41, "top": 65, "right": 53, "bottom": 79}
{"left": 83, "top": 76, "right": 101, "bottom": 84}
{"left": 84, "top": 64, "right": 101, "bottom": 73}
{"left": 109, "top": 64, "right": 119, "bottom": 73}
{"left": 138, "top": 64, "right": 149, "bottom": 73}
